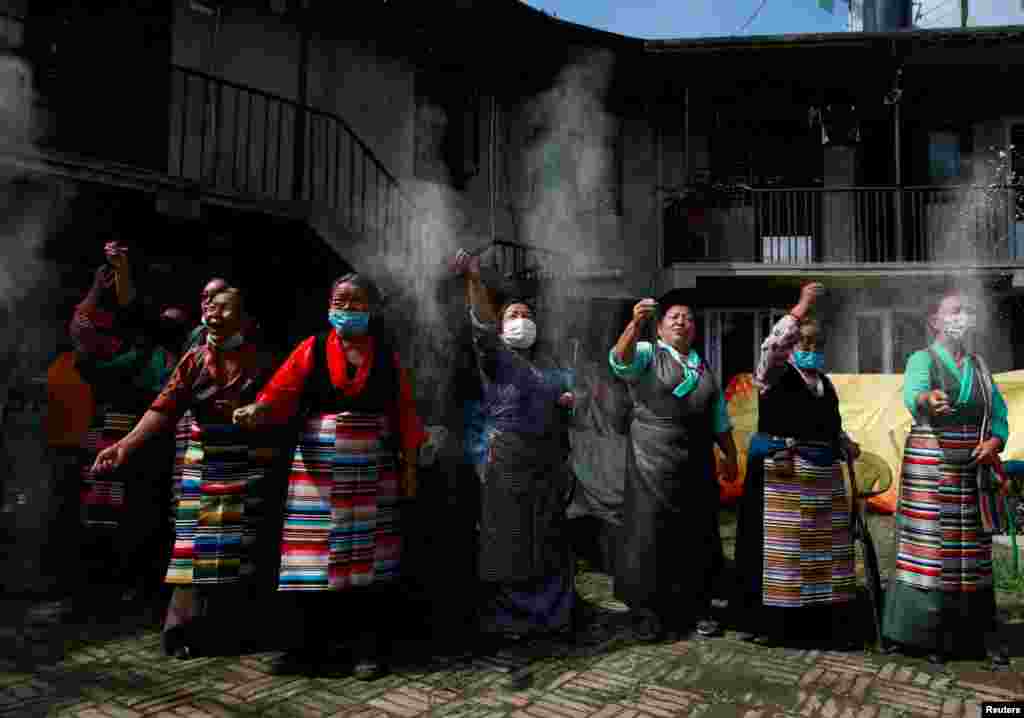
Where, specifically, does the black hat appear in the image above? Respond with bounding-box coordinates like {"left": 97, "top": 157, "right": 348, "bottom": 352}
{"left": 656, "top": 289, "right": 692, "bottom": 319}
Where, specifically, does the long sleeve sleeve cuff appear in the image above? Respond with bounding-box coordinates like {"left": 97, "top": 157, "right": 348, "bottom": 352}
{"left": 609, "top": 342, "right": 653, "bottom": 379}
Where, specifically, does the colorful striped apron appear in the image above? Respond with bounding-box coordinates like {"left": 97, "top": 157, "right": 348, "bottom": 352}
{"left": 277, "top": 411, "right": 400, "bottom": 591}
{"left": 893, "top": 424, "right": 992, "bottom": 592}
{"left": 165, "top": 422, "right": 269, "bottom": 585}
{"left": 762, "top": 441, "right": 856, "bottom": 608}
{"left": 79, "top": 409, "right": 138, "bottom": 529}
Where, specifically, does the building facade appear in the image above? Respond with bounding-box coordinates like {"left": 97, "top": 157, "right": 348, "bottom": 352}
{"left": 3, "top": 0, "right": 1024, "bottom": 404}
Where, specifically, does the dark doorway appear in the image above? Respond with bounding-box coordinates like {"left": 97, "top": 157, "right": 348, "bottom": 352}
{"left": 721, "top": 312, "right": 754, "bottom": 390}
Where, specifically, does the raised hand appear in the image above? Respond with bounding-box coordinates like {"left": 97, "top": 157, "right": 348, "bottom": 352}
{"left": 795, "top": 282, "right": 825, "bottom": 317}
{"left": 632, "top": 298, "right": 657, "bottom": 325}
{"left": 450, "top": 249, "right": 481, "bottom": 278}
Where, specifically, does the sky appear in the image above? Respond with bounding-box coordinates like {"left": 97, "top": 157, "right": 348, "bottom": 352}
{"left": 521, "top": 1, "right": 1023, "bottom": 38}
{"left": 522, "top": 0, "right": 851, "bottom": 39}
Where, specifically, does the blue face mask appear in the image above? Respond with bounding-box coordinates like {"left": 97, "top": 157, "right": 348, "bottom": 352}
{"left": 328, "top": 310, "right": 369, "bottom": 337}
{"left": 793, "top": 351, "right": 825, "bottom": 372}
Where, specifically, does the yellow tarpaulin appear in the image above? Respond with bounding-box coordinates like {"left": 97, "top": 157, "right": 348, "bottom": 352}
{"left": 718, "top": 370, "right": 1024, "bottom": 514}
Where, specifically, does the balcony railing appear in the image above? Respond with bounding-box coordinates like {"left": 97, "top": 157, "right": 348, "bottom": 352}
{"left": 167, "top": 64, "right": 414, "bottom": 256}
{"left": 665, "top": 185, "right": 1022, "bottom": 265}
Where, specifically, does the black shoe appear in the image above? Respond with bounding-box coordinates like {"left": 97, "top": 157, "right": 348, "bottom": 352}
{"left": 270, "top": 650, "right": 324, "bottom": 676}
{"left": 831, "top": 637, "right": 860, "bottom": 652}
{"left": 990, "top": 646, "right": 1010, "bottom": 671}
{"left": 696, "top": 618, "right": 722, "bottom": 638}
{"left": 353, "top": 658, "right": 387, "bottom": 681}
{"left": 631, "top": 613, "right": 661, "bottom": 643}
{"left": 927, "top": 652, "right": 946, "bottom": 665}
{"left": 162, "top": 626, "right": 188, "bottom": 658}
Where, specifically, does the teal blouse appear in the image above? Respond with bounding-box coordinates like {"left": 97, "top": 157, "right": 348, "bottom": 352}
{"left": 902, "top": 342, "right": 1008, "bottom": 444}
{"left": 609, "top": 340, "right": 732, "bottom": 435}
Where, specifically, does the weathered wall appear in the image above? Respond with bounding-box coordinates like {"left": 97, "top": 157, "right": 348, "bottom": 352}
{"left": 170, "top": 1, "right": 416, "bottom": 187}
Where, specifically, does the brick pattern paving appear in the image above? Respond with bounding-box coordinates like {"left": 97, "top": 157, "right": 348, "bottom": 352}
{"left": 1, "top": 612, "right": 1022, "bottom": 718}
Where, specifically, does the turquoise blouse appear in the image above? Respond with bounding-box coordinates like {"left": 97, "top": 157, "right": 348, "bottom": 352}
{"left": 902, "top": 342, "right": 1008, "bottom": 444}
{"left": 609, "top": 340, "right": 732, "bottom": 435}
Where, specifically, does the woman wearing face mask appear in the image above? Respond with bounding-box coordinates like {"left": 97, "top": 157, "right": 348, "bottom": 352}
{"left": 731, "top": 282, "right": 862, "bottom": 650}
{"left": 169, "top": 278, "right": 236, "bottom": 557}
{"left": 232, "top": 273, "right": 426, "bottom": 679}
{"left": 451, "top": 249, "right": 577, "bottom": 651}
{"left": 91, "top": 287, "right": 276, "bottom": 660}
{"left": 882, "top": 289, "right": 1010, "bottom": 669}
{"left": 609, "top": 291, "right": 738, "bottom": 641}
{"left": 182, "top": 277, "right": 229, "bottom": 353}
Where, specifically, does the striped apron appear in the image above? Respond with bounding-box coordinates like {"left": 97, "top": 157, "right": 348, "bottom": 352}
{"left": 277, "top": 411, "right": 400, "bottom": 591}
{"left": 165, "top": 422, "right": 268, "bottom": 585}
{"left": 892, "top": 424, "right": 992, "bottom": 592}
{"left": 169, "top": 411, "right": 192, "bottom": 529}
{"left": 79, "top": 408, "right": 138, "bottom": 529}
{"left": 762, "top": 440, "right": 856, "bottom": 608}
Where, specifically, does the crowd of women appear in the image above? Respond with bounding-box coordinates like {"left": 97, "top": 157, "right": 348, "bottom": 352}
{"left": 62, "top": 238, "right": 1013, "bottom": 680}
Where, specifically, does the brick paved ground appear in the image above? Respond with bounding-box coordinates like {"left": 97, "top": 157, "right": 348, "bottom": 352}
{"left": 2, "top": 510, "right": 1022, "bottom": 718}
{"left": 0, "top": 570, "right": 1022, "bottom": 718}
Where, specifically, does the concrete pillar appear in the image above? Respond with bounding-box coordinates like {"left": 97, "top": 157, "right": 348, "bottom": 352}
{"left": 821, "top": 145, "right": 859, "bottom": 262}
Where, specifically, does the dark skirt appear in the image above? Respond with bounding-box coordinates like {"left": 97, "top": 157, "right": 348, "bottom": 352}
{"left": 614, "top": 418, "right": 719, "bottom": 621}
{"left": 77, "top": 406, "right": 172, "bottom": 587}
{"left": 477, "top": 429, "right": 574, "bottom": 635}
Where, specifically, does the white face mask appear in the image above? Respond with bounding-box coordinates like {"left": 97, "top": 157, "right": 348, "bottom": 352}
{"left": 502, "top": 317, "right": 537, "bottom": 350}
{"left": 941, "top": 311, "right": 976, "bottom": 341}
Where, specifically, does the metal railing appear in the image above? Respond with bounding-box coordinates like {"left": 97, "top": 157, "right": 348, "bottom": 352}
{"left": 167, "top": 64, "right": 414, "bottom": 254}
{"left": 665, "top": 185, "right": 1022, "bottom": 264}
{"left": 490, "top": 239, "right": 572, "bottom": 282}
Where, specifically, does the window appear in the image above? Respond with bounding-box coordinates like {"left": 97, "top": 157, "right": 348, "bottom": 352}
{"left": 928, "top": 131, "right": 960, "bottom": 183}
{"left": 762, "top": 236, "right": 814, "bottom": 264}
{"left": 703, "top": 309, "right": 787, "bottom": 385}
{"left": 857, "top": 316, "right": 884, "bottom": 373}
{"left": 857, "top": 309, "right": 927, "bottom": 373}
{"left": 892, "top": 311, "right": 927, "bottom": 373}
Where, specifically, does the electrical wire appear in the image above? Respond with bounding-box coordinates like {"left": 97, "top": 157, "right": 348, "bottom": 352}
{"left": 737, "top": 0, "right": 769, "bottom": 34}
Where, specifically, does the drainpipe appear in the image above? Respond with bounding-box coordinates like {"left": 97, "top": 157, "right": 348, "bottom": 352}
{"left": 887, "top": 58, "right": 904, "bottom": 260}
{"left": 490, "top": 94, "right": 496, "bottom": 244}
{"left": 292, "top": 4, "right": 311, "bottom": 201}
